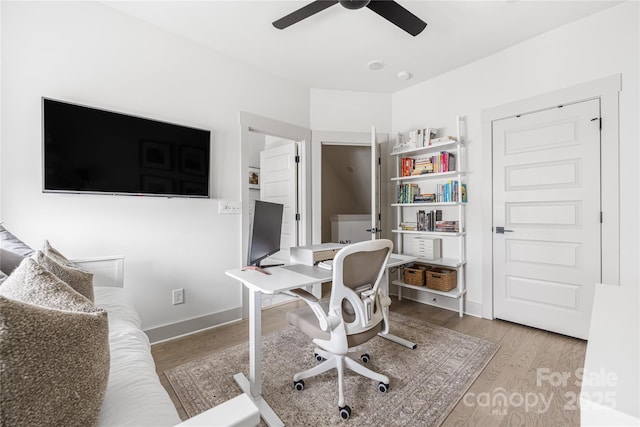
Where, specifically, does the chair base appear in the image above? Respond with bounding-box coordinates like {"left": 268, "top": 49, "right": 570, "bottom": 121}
{"left": 293, "top": 347, "right": 389, "bottom": 408}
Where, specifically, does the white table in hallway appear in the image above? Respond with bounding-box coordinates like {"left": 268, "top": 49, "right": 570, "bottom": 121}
{"left": 225, "top": 254, "right": 416, "bottom": 427}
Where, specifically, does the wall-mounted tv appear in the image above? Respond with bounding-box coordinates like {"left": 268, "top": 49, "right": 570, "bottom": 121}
{"left": 42, "top": 98, "right": 211, "bottom": 198}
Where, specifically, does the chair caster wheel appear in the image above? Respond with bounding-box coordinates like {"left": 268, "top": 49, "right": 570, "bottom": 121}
{"left": 339, "top": 405, "right": 351, "bottom": 420}
{"left": 378, "top": 382, "right": 389, "bottom": 393}
{"left": 294, "top": 380, "right": 304, "bottom": 391}
{"left": 314, "top": 353, "right": 324, "bottom": 362}
{"left": 360, "top": 353, "right": 370, "bottom": 363}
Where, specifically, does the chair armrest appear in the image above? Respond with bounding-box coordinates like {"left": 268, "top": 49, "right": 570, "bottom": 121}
{"left": 288, "top": 288, "right": 340, "bottom": 332}
{"left": 378, "top": 292, "right": 392, "bottom": 334}
{"left": 287, "top": 288, "right": 318, "bottom": 303}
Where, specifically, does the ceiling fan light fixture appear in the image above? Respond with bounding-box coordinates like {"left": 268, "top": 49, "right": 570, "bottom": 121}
{"left": 339, "top": 0, "right": 371, "bottom": 10}
{"left": 397, "top": 71, "right": 412, "bottom": 80}
{"left": 367, "top": 59, "right": 385, "bottom": 71}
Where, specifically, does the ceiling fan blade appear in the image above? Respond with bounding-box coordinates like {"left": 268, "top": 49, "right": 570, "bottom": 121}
{"left": 273, "top": 1, "right": 339, "bottom": 30}
{"left": 366, "top": 0, "right": 427, "bottom": 36}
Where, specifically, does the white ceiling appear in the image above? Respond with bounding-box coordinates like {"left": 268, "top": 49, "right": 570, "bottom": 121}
{"left": 104, "top": 1, "right": 621, "bottom": 93}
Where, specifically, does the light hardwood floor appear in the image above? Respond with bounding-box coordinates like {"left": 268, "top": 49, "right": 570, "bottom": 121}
{"left": 151, "top": 298, "right": 587, "bottom": 426}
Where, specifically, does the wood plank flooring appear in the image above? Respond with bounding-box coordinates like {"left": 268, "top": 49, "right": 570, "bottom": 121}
{"left": 151, "top": 298, "right": 587, "bottom": 425}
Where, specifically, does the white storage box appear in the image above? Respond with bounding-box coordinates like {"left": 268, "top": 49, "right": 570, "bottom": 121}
{"left": 412, "top": 237, "right": 442, "bottom": 260}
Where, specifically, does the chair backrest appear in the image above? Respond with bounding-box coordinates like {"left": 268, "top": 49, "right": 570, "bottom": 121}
{"left": 328, "top": 239, "right": 393, "bottom": 337}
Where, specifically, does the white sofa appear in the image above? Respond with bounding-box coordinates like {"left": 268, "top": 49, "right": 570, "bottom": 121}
{"left": 88, "top": 272, "right": 259, "bottom": 427}
{"left": 0, "top": 225, "right": 258, "bottom": 427}
{"left": 93, "top": 286, "right": 182, "bottom": 426}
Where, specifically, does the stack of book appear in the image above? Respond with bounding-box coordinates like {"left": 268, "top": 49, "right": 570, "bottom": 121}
{"left": 414, "top": 193, "right": 436, "bottom": 203}
{"left": 412, "top": 157, "right": 434, "bottom": 175}
{"left": 435, "top": 221, "right": 460, "bottom": 233}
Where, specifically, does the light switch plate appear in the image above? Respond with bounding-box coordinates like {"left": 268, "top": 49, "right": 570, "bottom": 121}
{"left": 219, "top": 200, "right": 241, "bottom": 214}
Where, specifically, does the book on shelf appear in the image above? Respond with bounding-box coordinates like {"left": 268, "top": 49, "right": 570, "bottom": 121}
{"left": 397, "top": 183, "right": 420, "bottom": 204}
{"left": 414, "top": 193, "right": 436, "bottom": 203}
{"left": 417, "top": 210, "right": 427, "bottom": 231}
{"left": 402, "top": 151, "right": 457, "bottom": 176}
{"left": 435, "top": 221, "right": 460, "bottom": 233}
{"left": 435, "top": 181, "right": 467, "bottom": 203}
{"left": 399, "top": 222, "right": 418, "bottom": 231}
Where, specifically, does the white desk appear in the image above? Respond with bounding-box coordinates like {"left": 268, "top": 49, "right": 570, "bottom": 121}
{"left": 225, "top": 254, "right": 415, "bottom": 427}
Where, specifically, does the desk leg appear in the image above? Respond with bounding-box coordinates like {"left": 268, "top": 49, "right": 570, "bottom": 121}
{"left": 233, "top": 287, "right": 284, "bottom": 427}
{"left": 378, "top": 267, "right": 417, "bottom": 350}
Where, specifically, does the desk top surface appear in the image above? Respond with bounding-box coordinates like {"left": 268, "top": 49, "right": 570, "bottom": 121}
{"left": 225, "top": 253, "right": 416, "bottom": 294}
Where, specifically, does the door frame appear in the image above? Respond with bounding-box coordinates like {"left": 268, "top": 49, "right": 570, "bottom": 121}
{"left": 311, "top": 130, "right": 388, "bottom": 244}
{"left": 239, "top": 112, "right": 312, "bottom": 318}
{"left": 480, "top": 75, "right": 621, "bottom": 320}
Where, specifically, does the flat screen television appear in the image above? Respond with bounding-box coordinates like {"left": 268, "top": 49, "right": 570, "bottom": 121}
{"left": 42, "top": 98, "right": 211, "bottom": 197}
{"left": 245, "top": 200, "right": 284, "bottom": 274}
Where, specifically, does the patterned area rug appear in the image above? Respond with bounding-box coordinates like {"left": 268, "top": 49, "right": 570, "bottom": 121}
{"left": 165, "top": 312, "right": 498, "bottom": 426}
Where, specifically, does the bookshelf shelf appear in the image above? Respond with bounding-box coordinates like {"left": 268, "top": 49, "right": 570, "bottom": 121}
{"left": 391, "top": 280, "right": 468, "bottom": 298}
{"left": 391, "top": 202, "right": 465, "bottom": 207}
{"left": 390, "top": 139, "right": 463, "bottom": 156}
{"left": 391, "top": 229, "right": 466, "bottom": 237}
{"left": 391, "top": 171, "right": 465, "bottom": 182}
{"left": 391, "top": 116, "right": 467, "bottom": 317}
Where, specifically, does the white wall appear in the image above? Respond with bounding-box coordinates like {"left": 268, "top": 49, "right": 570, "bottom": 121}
{"left": 310, "top": 88, "right": 391, "bottom": 133}
{"left": 391, "top": 1, "right": 639, "bottom": 315}
{"left": 0, "top": 1, "right": 309, "bottom": 334}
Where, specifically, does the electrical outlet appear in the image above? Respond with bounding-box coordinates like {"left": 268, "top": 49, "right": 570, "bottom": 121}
{"left": 172, "top": 288, "right": 184, "bottom": 305}
{"left": 219, "top": 200, "right": 241, "bottom": 214}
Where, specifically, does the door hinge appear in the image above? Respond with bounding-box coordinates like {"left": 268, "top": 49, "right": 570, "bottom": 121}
{"left": 600, "top": 212, "right": 603, "bottom": 223}
{"left": 295, "top": 155, "right": 300, "bottom": 163}
{"left": 378, "top": 157, "right": 381, "bottom": 165}
{"left": 378, "top": 213, "right": 381, "bottom": 221}
{"left": 295, "top": 213, "right": 300, "bottom": 221}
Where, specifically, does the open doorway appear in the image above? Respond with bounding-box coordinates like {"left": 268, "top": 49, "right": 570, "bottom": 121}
{"left": 239, "top": 112, "right": 312, "bottom": 315}
{"left": 321, "top": 144, "right": 372, "bottom": 244}
{"left": 311, "top": 130, "right": 388, "bottom": 245}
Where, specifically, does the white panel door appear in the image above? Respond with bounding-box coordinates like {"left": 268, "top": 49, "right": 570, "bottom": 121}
{"left": 493, "top": 99, "right": 601, "bottom": 339}
{"left": 260, "top": 142, "right": 298, "bottom": 261}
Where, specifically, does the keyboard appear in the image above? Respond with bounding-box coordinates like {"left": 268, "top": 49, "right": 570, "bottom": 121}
{"left": 317, "top": 259, "right": 333, "bottom": 271}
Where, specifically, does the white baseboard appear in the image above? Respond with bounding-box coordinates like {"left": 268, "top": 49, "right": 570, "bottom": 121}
{"left": 146, "top": 306, "right": 242, "bottom": 344}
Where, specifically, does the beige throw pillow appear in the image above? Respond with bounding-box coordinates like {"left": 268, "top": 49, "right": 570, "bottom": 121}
{"left": 35, "top": 250, "right": 94, "bottom": 302}
{"left": 0, "top": 258, "right": 110, "bottom": 427}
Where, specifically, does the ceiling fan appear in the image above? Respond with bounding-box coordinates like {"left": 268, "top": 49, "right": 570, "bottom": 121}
{"left": 272, "top": 0, "right": 427, "bottom": 37}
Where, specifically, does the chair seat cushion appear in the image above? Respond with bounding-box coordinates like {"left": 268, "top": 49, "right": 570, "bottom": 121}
{"left": 286, "top": 301, "right": 382, "bottom": 347}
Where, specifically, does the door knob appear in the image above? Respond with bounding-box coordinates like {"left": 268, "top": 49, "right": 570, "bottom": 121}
{"left": 495, "top": 226, "right": 514, "bottom": 234}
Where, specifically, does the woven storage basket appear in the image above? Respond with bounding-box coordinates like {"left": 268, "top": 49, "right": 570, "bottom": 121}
{"left": 403, "top": 265, "right": 427, "bottom": 286}
{"left": 426, "top": 268, "right": 457, "bottom": 292}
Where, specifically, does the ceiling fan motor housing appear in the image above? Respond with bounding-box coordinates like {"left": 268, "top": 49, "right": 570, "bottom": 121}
{"left": 339, "top": 0, "right": 371, "bottom": 10}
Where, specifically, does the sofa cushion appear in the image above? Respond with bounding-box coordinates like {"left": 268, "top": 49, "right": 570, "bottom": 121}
{"left": 0, "top": 224, "right": 35, "bottom": 257}
{"left": 0, "top": 258, "right": 110, "bottom": 427}
{"left": 35, "top": 250, "right": 94, "bottom": 302}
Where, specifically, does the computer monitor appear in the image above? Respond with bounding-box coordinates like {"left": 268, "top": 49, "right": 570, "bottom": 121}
{"left": 245, "top": 200, "right": 284, "bottom": 274}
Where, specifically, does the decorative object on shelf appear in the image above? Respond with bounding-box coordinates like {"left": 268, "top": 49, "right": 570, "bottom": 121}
{"left": 426, "top": 268, "right": 457, "bottom": 292}
{"left": 403, "top": 264, "right": 428, "bottom": 286}
{"left": 248, "top": 166, "right": 260, "bottom": 190}
{"left": 412, "top": 237, "right": 442, "bottom": 260}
